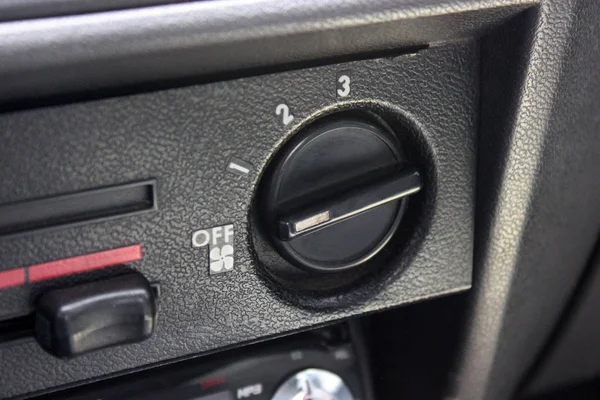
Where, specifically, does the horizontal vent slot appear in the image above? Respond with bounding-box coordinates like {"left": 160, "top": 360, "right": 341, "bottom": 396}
{"left": 0, "top": 313, "right": 33, "bottom": 343}
{"left": 0, "top": 180, "right": 156, "bottom": 237}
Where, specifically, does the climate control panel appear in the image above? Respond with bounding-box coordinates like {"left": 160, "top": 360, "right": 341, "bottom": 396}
{"left": 0, "top": 41, "right": 476, "bottom": 397}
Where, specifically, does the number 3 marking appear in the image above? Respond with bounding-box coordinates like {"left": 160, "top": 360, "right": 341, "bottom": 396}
{"left": 276, "top": 103, "right": 294, "bottom": 126}
{"left": 337, "top": 75, "right": 351, "bottom": 97}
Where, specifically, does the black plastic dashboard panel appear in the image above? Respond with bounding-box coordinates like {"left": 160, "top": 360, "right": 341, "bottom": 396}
{"left": 0, "top": 0, "right": 531, "bottom": 105}
{"left": 0, "top": 0, "right": 195, "bottom": 22}
{"left": 452, "top": 1, "right": 600, "bottom": 399}
{"left": 0, "top": 43, "right": 475, "bottom": 398}
{"left": 523, "top": 248, "right": 600, "bottom": 397}
{"left": 2, "top": 1, "right": 599, "bottom": 400}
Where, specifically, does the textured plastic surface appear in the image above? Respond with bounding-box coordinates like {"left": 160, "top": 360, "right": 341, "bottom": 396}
{"left": 0, "top": 0, "right": 194, "bottom": 22}
{"left": 451, "top": 1, "right": 600, "bottom": 399}
{"left": 0, "top": 0, "right": 599, "bottom": 399}
{"left": 0, "top": 43, "right": 475, "bottom": 397}
{"left": 0, "top": 0, "right": 531, "bottom": 104}
{"left": 523, "top": 249, "right": 600, "bottom": 396}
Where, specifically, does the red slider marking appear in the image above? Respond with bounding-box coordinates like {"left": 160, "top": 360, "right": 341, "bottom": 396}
{"left": 199, "top": 377, "right": 226, "bottom": 390}
{"left": 0, "top": 268, "right": 26, "bottom": 289}
{"left": 28, "top": 244, "right": 142, "bottom": 283}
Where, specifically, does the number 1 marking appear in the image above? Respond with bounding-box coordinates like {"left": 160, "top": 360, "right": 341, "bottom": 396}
{"left": 276, "top": 103, "right": 294, "bottom": 125}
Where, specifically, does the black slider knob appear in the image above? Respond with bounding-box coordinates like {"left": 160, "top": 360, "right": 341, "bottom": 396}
{"left": 34, "top": 273, "right": 157, "bottom": 358}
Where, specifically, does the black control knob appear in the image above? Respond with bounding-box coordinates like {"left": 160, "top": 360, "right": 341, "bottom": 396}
{"left": 271, "top": 368, "right": 354, "bottom": 400}
{"left": 258, "top": 117, "right": 422, "bottom": 273}
{"left": 34, "top": 273, "right": 157, "bottom": 358}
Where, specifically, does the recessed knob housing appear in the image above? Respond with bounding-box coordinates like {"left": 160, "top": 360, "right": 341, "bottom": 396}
{"left": 257, "top": 116, "right": 422, "bottom": 274}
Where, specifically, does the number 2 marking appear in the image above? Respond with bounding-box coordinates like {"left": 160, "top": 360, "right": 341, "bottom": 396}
{"left": 337, "top": 75, "right": 351, "bottom": 97}
{"left": 276, "top": 103, "right": 294, "bottom": 126}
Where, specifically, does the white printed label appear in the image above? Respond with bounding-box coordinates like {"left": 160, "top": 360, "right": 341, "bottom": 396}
{"left": 228, "top": 157, "right": 252, "bottom": 176}
{"left": 336, "top": 71, "right": 352, "bottom": 98}
{"left": 275, "top": 103, "right": 294, "bottom": 125}
{"left": 237, "top": 383, "right": 263, "bottom": 399}
{"left": 192, "top": 224, "right": 235, "bottom": 274}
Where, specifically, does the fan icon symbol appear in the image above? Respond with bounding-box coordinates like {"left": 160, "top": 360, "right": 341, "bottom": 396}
{"left": 209, "top": 245, "right": 234, "bottom": 273}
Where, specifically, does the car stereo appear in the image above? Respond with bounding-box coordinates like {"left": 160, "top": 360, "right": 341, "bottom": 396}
{"left": 31, "top": 324, "right": 371, "bottom": 400}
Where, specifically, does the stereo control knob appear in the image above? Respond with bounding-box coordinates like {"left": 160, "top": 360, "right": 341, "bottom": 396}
{"left": 257, "top": 117, "right": 422, "bottom": 273}
{"left": 271, "top": 368, "right": 354, "bottom": 400}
